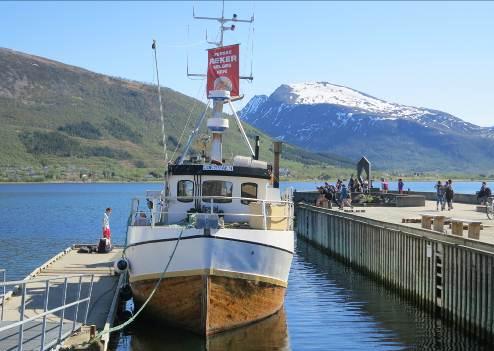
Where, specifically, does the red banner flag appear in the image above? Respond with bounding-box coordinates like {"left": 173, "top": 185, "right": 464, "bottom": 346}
{"left": 207, "top": 44, "right": 240, "bottom": 97}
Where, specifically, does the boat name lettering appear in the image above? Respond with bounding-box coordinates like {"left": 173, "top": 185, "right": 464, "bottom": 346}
{"left": 209, "top": 55, "right": 237, "bottom": 65}
{"left": 203, "top": 165, "right": 234, "bottom": 171}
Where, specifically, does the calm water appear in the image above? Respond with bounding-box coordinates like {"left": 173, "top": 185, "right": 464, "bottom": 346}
{"left": 0, "top": 182, "right": 491, "bottom": 350}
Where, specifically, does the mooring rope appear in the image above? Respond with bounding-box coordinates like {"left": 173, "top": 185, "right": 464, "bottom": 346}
{"left": 89, "top": 228, "right": 184, "bottom": 342}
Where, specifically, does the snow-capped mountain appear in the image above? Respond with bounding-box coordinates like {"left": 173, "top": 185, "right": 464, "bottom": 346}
{"left": 240, "top": 82, "right": 494, "bottom": 172}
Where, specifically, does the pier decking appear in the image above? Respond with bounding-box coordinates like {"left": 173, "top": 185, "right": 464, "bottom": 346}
{"left": 350, "top": 200, "right": 494, "bottom": 245}
{"left": 0, "top": 246, "right": 122, "bottom": 351}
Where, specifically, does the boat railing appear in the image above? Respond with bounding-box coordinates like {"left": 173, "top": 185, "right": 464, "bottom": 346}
{"left": 130, "top": 195, "right": 294, "bottom": 230}
{"left": 0, "top": 273, "right": 94, "bottom": 351}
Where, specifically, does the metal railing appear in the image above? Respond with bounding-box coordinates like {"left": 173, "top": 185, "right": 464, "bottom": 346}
{"left": 0, "top": 273, "right": 94, "bottom": 351}
{"left": 0, "top": 269, "right": 5, "bottom": 321}
{"left": 130, "top": 194, "right": 295, "bottom": 231}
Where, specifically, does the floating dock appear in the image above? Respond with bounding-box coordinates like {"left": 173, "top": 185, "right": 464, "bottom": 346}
{"left": 296, "top": 199, "right": 494, "bottom": 343}
{"left": 0, "top": 245, "right": 123, "bottom": 351}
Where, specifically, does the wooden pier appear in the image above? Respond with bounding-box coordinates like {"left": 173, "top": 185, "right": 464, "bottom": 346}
{"left": 296, "top": 201, "right": 494, "bottom": 343}
{"left": 0, "top": 245, "right": 123, "bottom": 351}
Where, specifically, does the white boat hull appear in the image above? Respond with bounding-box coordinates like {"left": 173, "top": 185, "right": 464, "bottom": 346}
{"left": 125, "top": 226, "right": 294, "bottom": 334}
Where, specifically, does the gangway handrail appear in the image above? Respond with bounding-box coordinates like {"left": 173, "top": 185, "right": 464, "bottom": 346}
{"left": 0, "top": 273, "right": 92, "bottom": 287}
{"left": 0, "top": 273, "right": 94, "bottom": 351}
{"left": 0, "top": 296, "right": 91, "bottom": 333}
{"left": 0, "top": 269, "right": 5, "bottom": 321}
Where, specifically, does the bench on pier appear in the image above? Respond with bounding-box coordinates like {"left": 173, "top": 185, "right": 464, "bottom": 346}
{"left": 402, "top": 218, "right": 421, "bottom": 223}
{"left": 450, "top": 218, "right": 483, "bottom": 239}
{"left": 419, "top": 213, "right": 449, "bottom": 233}
{"left": 476, "top": 205, "right": 487, "bottom": 213}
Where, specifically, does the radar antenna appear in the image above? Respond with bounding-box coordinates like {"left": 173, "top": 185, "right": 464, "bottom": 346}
{"left": 187, "top": 1, "right": 254, "bottom": 81}
{"left": 180, "top": 2, "right": 256, "bottom": 164}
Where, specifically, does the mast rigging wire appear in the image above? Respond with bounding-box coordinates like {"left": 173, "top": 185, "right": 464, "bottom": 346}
{"left": 170, "top": 79, "right": 207, "bottom": 162}
{"left": 152, "top": 40, "right": 169, "bottom": 169}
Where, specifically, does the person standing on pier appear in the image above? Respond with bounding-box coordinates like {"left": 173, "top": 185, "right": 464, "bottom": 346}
{"left": 336, "top": 179, "right": 342, "bottom": 192}
{"left": 381, "top": 178, "right": 389, "bottom": 193}
{"left": 434, "top": 181, "right": 445, "bottom": 211}
{"left": 445, "top": 179, "right": 454, "bottom": 211}
{"left": 398, "top": 179, "right": 404, "bottom": 194}
{"left": 339, "top": 184, "right": 352, "bottom": 209}
{"left": 102, "top": 207, "right": 112, "bottom": 239}
{"left": 348, "top": 175, "right": 355, "bottom": 192}
{"left": 362, "top": 178, "right": 369, "bottom": 193}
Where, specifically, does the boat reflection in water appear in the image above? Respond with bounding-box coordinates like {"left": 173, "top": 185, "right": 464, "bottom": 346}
{"left": 127, "top": 309, "right": 290, "bottom": 351}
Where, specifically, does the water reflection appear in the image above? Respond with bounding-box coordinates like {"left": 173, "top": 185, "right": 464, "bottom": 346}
{"left": 117, "top": 309, "right": 289, "bottom": 351}
{"left": 291, "top": 239, "right": 492, "bottom": 350}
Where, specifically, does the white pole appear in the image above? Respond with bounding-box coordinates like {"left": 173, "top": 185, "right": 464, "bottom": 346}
{"left": 227, "top": 99, "right": 255, "bottom": 157}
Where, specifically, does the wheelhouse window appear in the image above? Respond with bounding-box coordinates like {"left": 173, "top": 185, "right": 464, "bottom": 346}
{"left": 241, "top": 183, "right": 258, "bottom": 205}
{"left": 202, "top": 181, "right": 233, "bottom": 203}
{"left": 177, "top": 180, "right": 194, "bottom": 202}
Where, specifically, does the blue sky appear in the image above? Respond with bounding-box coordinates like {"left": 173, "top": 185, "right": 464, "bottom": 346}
{"left": 1, "top": 1, "right": 493, "bottom": 126}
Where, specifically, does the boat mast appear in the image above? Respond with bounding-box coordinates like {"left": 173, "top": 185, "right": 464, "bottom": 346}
{"left": 187, "top": 2, "right": 254, "bottom": 164}
{"left": 151, "top": 40, "right": 168, "bottom": 168}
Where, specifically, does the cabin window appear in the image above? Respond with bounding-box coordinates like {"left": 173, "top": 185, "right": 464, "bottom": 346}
{"left": 177, "top": 180, "right": 194, "bottom": 202}
{"left": 202, "top": 181, "right": 233, "bottom": 203}
{"left": 241, "top": 183, "right": 258, "bottom": 205}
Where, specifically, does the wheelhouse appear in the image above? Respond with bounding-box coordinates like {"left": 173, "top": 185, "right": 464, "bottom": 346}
{"left": 166, "top": 163, "right": 273, "bottom": 224}
{"left": 129, "top": 162, "right": 293, "bottom": 231}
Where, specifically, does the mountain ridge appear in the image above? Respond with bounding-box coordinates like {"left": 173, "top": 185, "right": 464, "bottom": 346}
{"left": 240, "top": 82, "right": 494, "bottom": 173}
{"left": 0, "top": 48, "right": 354, "bottom": 181}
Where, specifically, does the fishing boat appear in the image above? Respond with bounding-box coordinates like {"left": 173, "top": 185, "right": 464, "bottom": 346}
{"left": 123, "top": 6, "right": 294, "bottom": 336}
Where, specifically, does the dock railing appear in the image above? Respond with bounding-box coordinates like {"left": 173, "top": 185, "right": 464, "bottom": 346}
{"left": 0, "top": 269, "right": 6, "bottom": 321}
{"left": 0, "top": 273, "right": 94, "bottom": 351}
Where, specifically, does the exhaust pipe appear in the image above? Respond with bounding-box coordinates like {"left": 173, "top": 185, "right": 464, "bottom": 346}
{"left": 254, "top": 136, "right": 260, "bottom": 160}
{"left": 273, "top": 141, "right": 282, "bottom": 189}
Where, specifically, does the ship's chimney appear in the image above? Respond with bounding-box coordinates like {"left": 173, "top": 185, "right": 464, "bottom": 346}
{"left": 254, "top": 136, "right": 260, "bottom": 160}
{"left": 273, "top": 141, "right": 282, "bottom": 189}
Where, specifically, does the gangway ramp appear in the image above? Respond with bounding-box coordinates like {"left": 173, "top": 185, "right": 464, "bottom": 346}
{"left": 0, "top": 246, "right": 123, "bottom": 351}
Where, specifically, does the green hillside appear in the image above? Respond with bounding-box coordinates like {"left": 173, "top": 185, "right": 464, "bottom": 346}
{"left": 0, "top": 48, "right": 354, "bottom": 182}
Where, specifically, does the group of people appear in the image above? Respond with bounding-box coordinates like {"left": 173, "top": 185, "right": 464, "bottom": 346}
{"left": 316, "top": 176, "right": 395, "bottom": 209}
{"left": 316, "top": 175, "right": 369, "bottom": 210}
{"left": 317, "top": 178, "right": 492, "bottom": 213}
{"left": 316, "top": 182, "right": 352, "bottom": 210}
{"left": 433, "top": 180, "right": 493, "bottom": 211}
{"left": 346, "top": 176, "right": 370, "bottom": 193}
{"left": 434, "top": 180, "right": 455, "bottom": 211}
{"left": 380, "top": 178, "right": 406, "bottom": 194}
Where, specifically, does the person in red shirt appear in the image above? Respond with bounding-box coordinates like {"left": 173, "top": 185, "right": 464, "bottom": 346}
{"left": 102, "top": 208, "right": 112, "bottom": 239}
